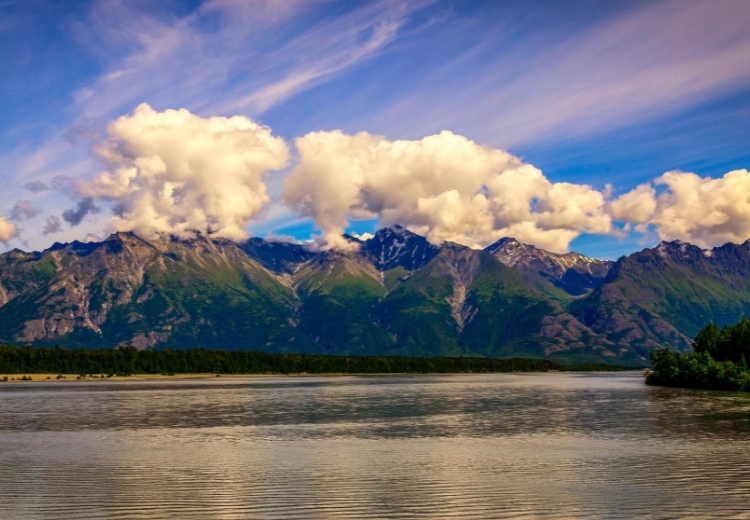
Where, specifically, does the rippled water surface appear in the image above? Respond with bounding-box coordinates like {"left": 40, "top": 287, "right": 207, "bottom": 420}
{"left": 2, "top": 372, "right": 750, "bottom": 519}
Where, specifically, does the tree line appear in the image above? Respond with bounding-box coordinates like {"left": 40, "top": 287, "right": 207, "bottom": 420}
{"left": 647, "top": 317, "right": 750, "bottom": 391}
{"left": 0, "top": 345, "right": 626, "bottom": 376}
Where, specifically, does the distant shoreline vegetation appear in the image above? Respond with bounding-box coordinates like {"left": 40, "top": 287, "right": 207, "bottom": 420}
{"left": 0, "top": 346, "right": 630, "bottom": 377}
{"left": 647, "top": 318, "right": 750, "bottom": 391}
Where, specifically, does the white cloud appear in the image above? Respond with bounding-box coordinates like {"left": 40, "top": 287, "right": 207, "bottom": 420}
{"left": 608, "top": 184, "right": 656, "bottom": 224}
{"left": 611, "top": 169, "right": 750, "bottom": 247}
{"left": 0, "top": 217, "right": 17, "bottom": 242}
{"left": 283, "top": 130, "right": 611, "bottom": 252}
{"left": 74, "top": 103, "right": 289, "bottom": 240}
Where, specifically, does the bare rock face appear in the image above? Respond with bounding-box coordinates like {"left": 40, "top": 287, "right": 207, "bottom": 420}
{"left": 0, "top": 232, "right": 300, "bottom": 350}
{"left": 431, "top": 244, "right": 483, "bottom": 332}
{"left": 485, "top": 238, "right": 613, "bottom": 295}
{"left": 11, "top": 234, "right": 165, "bottom": 341}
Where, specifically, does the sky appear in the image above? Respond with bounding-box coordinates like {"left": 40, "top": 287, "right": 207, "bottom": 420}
{"left": 1, "top": 0, "right": 749, "bottom": 259}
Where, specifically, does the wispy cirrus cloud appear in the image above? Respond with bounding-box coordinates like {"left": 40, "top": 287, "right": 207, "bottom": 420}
{"left": 217, "top": 0, "right": 435, "bottom": 113}
{"left": 72, "top": 0, "right": 437, "bottom": 119}
{"left": 370, "top": 0, "right": 750, "bottom": 148}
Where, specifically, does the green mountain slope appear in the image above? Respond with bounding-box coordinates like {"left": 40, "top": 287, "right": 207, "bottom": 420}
{"left": 571, "top": 240, "right": 750, "bottom": 356}
{"left": 372, "top": 243, "right": 621, "bottom": 362}
{"left": 293, "top": 249, "right": 393, "bottom": 355}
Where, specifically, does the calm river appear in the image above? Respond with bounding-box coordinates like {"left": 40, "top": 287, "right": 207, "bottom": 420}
{"left": 1, "top": 372, "right": 749, "bottom": 519}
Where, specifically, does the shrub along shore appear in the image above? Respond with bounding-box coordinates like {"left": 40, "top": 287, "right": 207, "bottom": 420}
{"left": 647, "top": 318, "right": 750, "bottom": 391}
{"left": 0, "top": 345, "right": 629, "bottom": 378}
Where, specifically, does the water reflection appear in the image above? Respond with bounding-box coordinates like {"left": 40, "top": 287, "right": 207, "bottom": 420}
{"left": 1, "top": 373, "right": 749, "bottom": 519}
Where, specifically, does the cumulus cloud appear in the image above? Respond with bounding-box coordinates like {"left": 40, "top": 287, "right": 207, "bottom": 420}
{"left": 42, "top": 216, "right": 63, "bottom": 235}
{"left": 608, "top": 184, "right": 656, "bottom": 225}
{"left": 10, "top": 200, "right": 37, "bottom": 221}
{"left": 283, "top": 130, "right": 611, "bottom": 252}
{"left": 73, "top": 104, "right": 289, "bottom": 240}
{"left": 84, "top": 233, "right": 102, "bottom": 243}
{"left": 62, "top": 197, "right": 101, "bottom": 226}
{"left": 0, "top": 217, "right": 17, "bottom": 242}
{"left": 611, "top": 169, "right": 750, "bottom": 247}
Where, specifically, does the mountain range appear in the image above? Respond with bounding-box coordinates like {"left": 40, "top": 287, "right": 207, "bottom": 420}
{"left": 2, "top": 225, "right": 750, "bottom": 365}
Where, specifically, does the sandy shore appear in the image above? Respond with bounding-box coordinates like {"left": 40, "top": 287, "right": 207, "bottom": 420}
{"left": 0, "top": 373, "right": 309, "bottom": 383}
{"left": 0, "top": 370, "right": 630, "bottom": 383}
{"left": 0, "top": 372, "right": 407, "bottom": 383}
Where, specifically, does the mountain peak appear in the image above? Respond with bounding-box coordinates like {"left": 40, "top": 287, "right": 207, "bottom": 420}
{"left": 485, "top": 237, "right": 520, "bottom": 255}
{"left": 341, "top": 233, "right": 365, "bottom": 246}
{"left": 362, "top": 225, "right": 439, "bottom": 271}
{"left": 485, "top": 237, "right": 612, "bottom": 296}
{"left": 372, "top": 224, "right": 416, "bottom": 239}
{"left": 653, "top": 239, "right": 704, "bottom": 260}
{"left": 656, "top": 239, "right": 689, "bottom": 247}
{"left": 2, "top": 248, "right": 37, "bottom": 261}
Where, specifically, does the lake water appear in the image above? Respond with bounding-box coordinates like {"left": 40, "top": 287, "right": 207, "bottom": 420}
{"left": 1, "top": 372, "right": 750, "bottom": 519}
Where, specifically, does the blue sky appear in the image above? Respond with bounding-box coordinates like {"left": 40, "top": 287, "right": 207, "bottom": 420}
{"left": 1, "top": 0, "right": 749, "bottom": 259}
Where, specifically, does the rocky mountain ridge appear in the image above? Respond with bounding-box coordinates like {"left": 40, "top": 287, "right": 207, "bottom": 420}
{"left": 2, "top": 226, "right": 750, "bottom": 365}
{"left": 485, "top": 237, "right": 613, "bottom": 296}
{"left": 571, "top": 238, "right": 750, "bottom": 352}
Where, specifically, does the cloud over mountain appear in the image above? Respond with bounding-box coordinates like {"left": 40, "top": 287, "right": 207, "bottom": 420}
{"left": 17, "top": 104, "right": 749, "bottom": 254}
{"left": 283, "top": 130, "right": 611, "bottom": 252}
{"left": 74, "top": 104, "right": 289, "bottom": 240}
{"left": 612, "top": 169, "right": 750, "bottom": 248}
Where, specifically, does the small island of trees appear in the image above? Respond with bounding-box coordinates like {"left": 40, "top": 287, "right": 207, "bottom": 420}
{"left": 647, "top": 317, "right": 750, "bottom": 391}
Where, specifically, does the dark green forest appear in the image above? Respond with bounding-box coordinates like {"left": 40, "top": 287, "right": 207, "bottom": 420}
{"left": 647, "top": 318, "right": 750, "bottom": 391}
{"left": 0, "top": 345, "right": 626, "bottom": 377}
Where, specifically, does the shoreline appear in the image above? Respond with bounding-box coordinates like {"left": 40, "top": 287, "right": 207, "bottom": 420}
{"left": 0, "top": 373, "right": 373, "bottom": 382}
{"left": 0, "top": 370, "right": 644, "bottom": 383}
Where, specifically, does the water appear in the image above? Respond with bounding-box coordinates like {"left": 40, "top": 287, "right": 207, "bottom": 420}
{"left": 1, "top": 372, "right": 750, "bottom": 519}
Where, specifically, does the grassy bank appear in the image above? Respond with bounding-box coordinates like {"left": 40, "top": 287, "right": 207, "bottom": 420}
{"left": 0, "top": 345, "right": 632, "bottom": 378}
